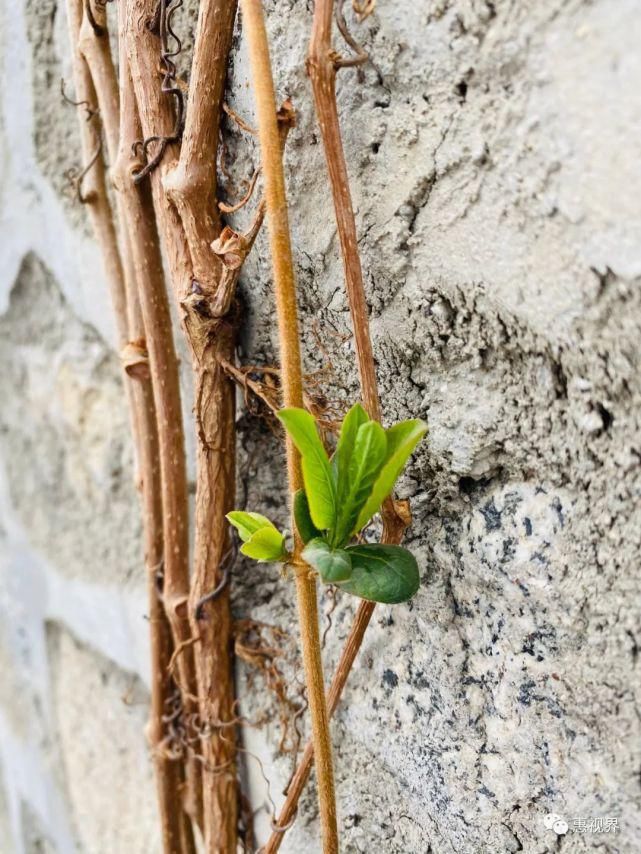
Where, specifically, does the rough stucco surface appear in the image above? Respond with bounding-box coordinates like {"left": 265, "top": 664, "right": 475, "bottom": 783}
{"left": 0, "top": 1, "right": 640, "bottom": 853}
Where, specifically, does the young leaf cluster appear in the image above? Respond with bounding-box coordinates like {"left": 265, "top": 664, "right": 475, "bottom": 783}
{"left": 227, "top": 404, "right": 427, "bottom": 604}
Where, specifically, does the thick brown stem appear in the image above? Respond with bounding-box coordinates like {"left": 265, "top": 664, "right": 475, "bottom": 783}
{"left": 189, "top": 341, "right": 237, "bottom": 854}
{"left": 240, "top": 2, "right": 339, "bottom": 851}
{"left": 64, "top": 2, "right": 191, "bottom": 850}
{"left": 165, "top": 13, "right": 241, "bottom": 844}
{"left": 111, "top": 10, "right": 201, "bottom": 842}
{"left": 164, "top": 0, "right": 238, "bottom": 290}
{"left": 124, "top": 2, "right": 240, "bottom": 850}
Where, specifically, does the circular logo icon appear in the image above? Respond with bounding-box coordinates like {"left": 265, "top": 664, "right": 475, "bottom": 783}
{"left": 553, "top": 818, "right": 569, "bottom": 835}
{"left": 543, "top": 813, "right": 568, "bottom": 835}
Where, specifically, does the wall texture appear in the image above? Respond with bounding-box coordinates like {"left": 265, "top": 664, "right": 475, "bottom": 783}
{"left": 1, "top": 1, "right": 640, "bottom": 852}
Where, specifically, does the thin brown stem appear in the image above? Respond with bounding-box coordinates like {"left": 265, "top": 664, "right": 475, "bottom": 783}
{"left": 264, "top": 3, "right": 413, "bottom": 848}
{"left": 132, "top": 321, "right": 196, "bottom": 854}
{"left": 77, "top": 1, "right": 120, "bottom": 160}
{"left": 240, "top": 1, "right": 339, "bottom": 851}
{"left": 64, "top": 1, "right": 125, "bottom": 340}
{"left": 264, "top": 601, "right": 374, "bottom": 853}
{"left": 123, "top": 311, "right": 196, "bottom": 854}
{"left": 308, "top": 0, "right": 405, "bottom": 540}
{"left": 308, "top": 0, "right": 380, "bottom": 422}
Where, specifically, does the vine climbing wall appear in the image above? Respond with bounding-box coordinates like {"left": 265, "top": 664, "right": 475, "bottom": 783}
{"left": 0, "top": 0, "right": 640, "bottom": 851}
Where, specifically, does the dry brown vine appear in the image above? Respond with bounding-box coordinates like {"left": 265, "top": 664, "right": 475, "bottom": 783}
{"left": 124, "top": 1, "right": 240, "bottom": 847}
{"left": 75, "top": 1, "right": 202, "bottom": 837}
{"left": 64, "top": 2, "right": 195, "bottom": 851}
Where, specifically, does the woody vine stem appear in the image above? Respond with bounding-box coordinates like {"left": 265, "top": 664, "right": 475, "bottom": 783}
{"left": 65, "top": 1, "right": 195, "bottom": 850}
{"left": 63, "top": 1, "right": 423, "bottom": 852}
{"left": 265, "top": 1, "right": 410, "bottom": 848}
{"left": 240, "top": 1, "right": 339, "bottom": 851}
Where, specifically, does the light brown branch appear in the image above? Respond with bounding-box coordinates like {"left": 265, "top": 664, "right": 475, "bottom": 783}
{"left": 124, "top": 2, "right": 242, "bottom": 851}
{"left": 134, "top": 339, "right": 197, "bottom": 854}
{"left": 77, "top": 1, "right": 120, "bottom": 159}
{"left": 65, "top": 3, "right": 192, "bottom": 851}
{"left": 124, "top": 311, "right": 196, "bottom": 854}
{"left": 240, "top": 1, "right": 339, "bottom": 851}
{"left": 64, "top": 2, "right": 125, "bottom": 341}
{"left": 111, "top": 6, "right": 201, "bottom": 840}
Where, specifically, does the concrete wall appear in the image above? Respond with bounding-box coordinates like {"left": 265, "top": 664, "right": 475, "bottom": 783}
{"left": 1, "top": 1, "right": 640, "bottom": 852}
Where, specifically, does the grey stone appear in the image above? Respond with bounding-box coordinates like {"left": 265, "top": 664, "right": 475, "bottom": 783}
{"left": 0, "top": 254, "right": 142, "bottom": 587}
{"left": 48, "top": 626, "right": 160, "bottom": 854}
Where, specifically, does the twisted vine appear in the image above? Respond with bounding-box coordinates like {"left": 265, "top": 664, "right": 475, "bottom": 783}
{"left": 133, "top": 0, "right": 185, "bottom": 183}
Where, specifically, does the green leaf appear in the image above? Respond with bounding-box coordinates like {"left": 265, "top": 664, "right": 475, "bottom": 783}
{"left": 354, "top": 419, "right": 427, "bottom": 532}
{"left": 339, "top": 544, "right": 420, "bottom": 603}
{"left": 277, "top": 408, "right": 336, "bottom": 530}
{"left": 333, "top": 402, "right": 369, "bottom": 494}
{"left": 239, "top": 527, "right": 286, "bottom": 562}
{"left": 302, "top": 538, "right": 352, "bottom": 584}
{"left": 293, "top": 489, "right": 321, "bottom": 544}
{"left": 226, "top": 510, "right": 279, "bottom": 543}
{"left": 331, "top": 420, "right": 387, "bottom": 547}
{"left": 227, "top": 510, "right": 286, "bottom": 562}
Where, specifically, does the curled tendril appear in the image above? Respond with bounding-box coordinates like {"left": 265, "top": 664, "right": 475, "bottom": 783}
{"left": 194, "top": 535, "right": 238, "bottom": 620}
{"left": 335, "top": 0, "right": 368, "bottom": 67}
{"left": 65, "top": 139, "right": 103, "bottom": 203}
{"left": 133, "top": 0, "right": 185, "bottom": 184}
{"left": 321, "top": 584, "right": 339, "bottom": 648}
{"left": 220, "top": 730, "right": 279, "bottom": 818}
{"left": 255, "top": 809, "right": 299, "bottom": 853}
{"left": 270, "top": 808, "right": 298, "bottom": 834}
{"left": 335, "top": 0, "right": 385, "bottom": 85}
{"left": 60, "top": 78, "right": 99, "bottom": 123}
